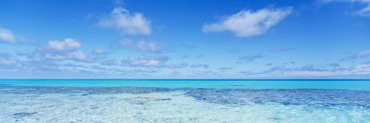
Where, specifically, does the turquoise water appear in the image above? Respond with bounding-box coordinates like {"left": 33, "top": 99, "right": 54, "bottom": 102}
{"left": 0, "top": 79, "right": 369, "bottom": 122}
{"left": 1, "top": 79, "right": 370, "bottom": 90}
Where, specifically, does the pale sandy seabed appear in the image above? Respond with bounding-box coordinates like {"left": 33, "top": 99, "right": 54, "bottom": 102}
{"left": 0, "top": 86, "right": 369, "bottom": 122}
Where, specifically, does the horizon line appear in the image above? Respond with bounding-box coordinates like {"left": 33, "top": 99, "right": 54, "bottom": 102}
{"left": 0, "top": 79, "right": 370, "bottom": 81}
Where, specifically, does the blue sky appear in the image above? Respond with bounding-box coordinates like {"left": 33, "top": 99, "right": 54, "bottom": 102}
{"left": 1, "top": 0, "right": 370, "bottom": 79}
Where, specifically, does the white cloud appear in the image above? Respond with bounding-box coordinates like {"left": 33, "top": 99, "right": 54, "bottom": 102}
{"left": 46, "top": 38, "right": 81, "bottom": 52}
{"left": 356, "top": 4, "right": 370, "bottom": 16}
{"left": 93, "top": 48, "right": 105, "bottom": 55}
{"left": 203, "top": 7, "right": 292, "bottom": 37}
{"left": 122, "top": 56, "right": 168, "bottom": 67}
{"left": 99, "top": 7, "right": 151, "bottom": 35}
{"left": 68, "top": 50, "right": 89, "bottom": 62}
{"left": 166, "top": 63, "right": 188, "bottom": 69}
{"left": 45, "top": 54, "right": 66, "bottom": 60}
{"left": 321, "top": 0, "right": 370, "bottom": 16}
{"left": 349, "top": 49, "right": 370, "bottom": 59}
{"left": 0, "top": 58, "right": 17, "bottom": 65}
{"left": 320, "top": 0, "right": 370, "bottom": 3}
{"left": 355, "top": 50, "right": 370, "bottom": 57}
{"left": 352, "top": 64, "right": 370, "bottom": 74}
{"left": 0, "top": 28, "right": 15, "bottom": 42}
{"left": 44, "top": 51, "right": 91, "bottom": 62}
{"left": 119, "top": 39, "right": 165, "bottom": 52}
{"left": 40, "top": 38, "right": 92, "bottom": 62}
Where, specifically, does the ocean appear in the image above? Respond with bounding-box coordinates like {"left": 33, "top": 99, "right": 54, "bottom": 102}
{"left": 0, "top": 79, "right": 369, "bottom": 122}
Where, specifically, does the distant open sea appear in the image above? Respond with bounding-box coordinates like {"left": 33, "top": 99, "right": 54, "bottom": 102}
{"left": 0, "top": 79, "right": 369, "bottom": 122}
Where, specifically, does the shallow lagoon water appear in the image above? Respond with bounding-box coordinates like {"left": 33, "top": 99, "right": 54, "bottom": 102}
{"left": 0, "top": 79, "right": 369, "bottom": 122}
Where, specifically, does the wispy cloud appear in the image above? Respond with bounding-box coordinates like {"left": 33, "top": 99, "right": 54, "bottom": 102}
{"left": 342, "top": 49, "right": 370, "bottom": 60}
{"left": 121, "top": 56, "right": 168, "bottom": 67}
{"left": 0, "top": 52, "right": 18, "bottom": 66}
{"left": 98, "top": 7, "right": 151, "bottom": 35}
{"left": 166, "top": 63, "right": 189, "bottom": 69}
{"left": 0, "top": 58, "right": 17, "bottom": 65}
{"left": 203, "top": 7, "right": 292, "bottom": 37}
{"left": 350, "top": 49, "right": 370, "bottom": 59}
{"left": 270, "top": 47, "right": 297, "bottom": 52}
{"left": 0, "top": 28, "right": 15, "bottom": 42}
{"left": 219, "top": 67, "right": 233, "bottom": 70}
{"left": 238, "top": 63, "right": 370, "bottom": 78}
{"left": 44, "top": 50, "right": 92, "bottom": 62}
{"left": 239, "top": 54, "right": 263, "bottom": 62}
{"left": 356, "top": 4, "right": 370, "bottom": 16}
{"left": 46, "top": 38, "right": 81, "bottom": 52}
{"left": 182, "top": 42, "right": 197, "bottom": 49}
{"left": 119, "top": 39, "right": 166, "bottom": 52}
{"left": 190, "top": 64, "right": 209, "bottom": 68}
{"left": 321, "top": 0, "right": 370, "bottom": 16}
{"left": 44, "top": 54, "right": 66, "bottom": 61}
{"left": 100, "top": 59, "right": 118, "bottom": 66}
{"left": 67, "top": 50, "right": 90, "bottom": 62}
{"left": 92, "top": 48, "right": 105, "bottom": 55}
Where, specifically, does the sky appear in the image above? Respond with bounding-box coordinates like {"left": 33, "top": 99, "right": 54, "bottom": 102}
{"left": 0, "top": 0, "right": 370, "bottom": 79}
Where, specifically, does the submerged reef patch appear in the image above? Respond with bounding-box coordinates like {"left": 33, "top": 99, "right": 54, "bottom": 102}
{"left": 185, "top": 89, "right": 370, "bottom": 107}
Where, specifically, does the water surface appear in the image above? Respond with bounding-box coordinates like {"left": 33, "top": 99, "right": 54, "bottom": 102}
{"left": 0, "top": 79, "right": 369, "bottom": 122}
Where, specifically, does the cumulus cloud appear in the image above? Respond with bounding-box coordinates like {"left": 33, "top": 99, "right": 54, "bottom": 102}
{"left": 119, "top": 39, "right": 166, "bottom": 52}
{"left": 46, "top": 38, "right": 81, "bottom": 52}
{"left": 122, "top": 56, "right": 168, "bottom": 67}
{"left": 98, "top": 7, "right": 151, "bottom": 35}
{"left": 203, "top": 7, "right": 292, "bottom": 37}
{"left": 0, "top": 28, "right": 15, "bottom": 42}
{"left": 33, "top": 38, "right": 93, "bottom": 62}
